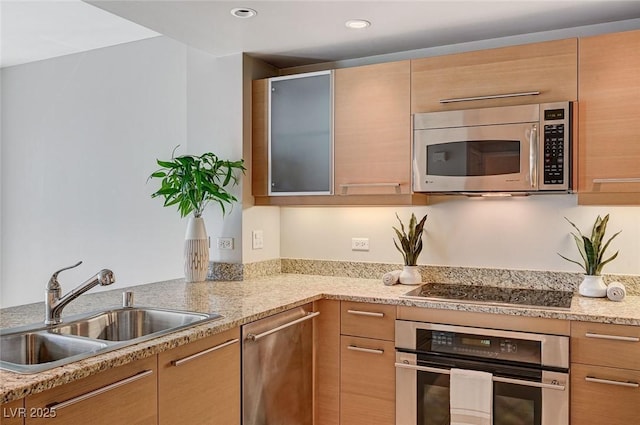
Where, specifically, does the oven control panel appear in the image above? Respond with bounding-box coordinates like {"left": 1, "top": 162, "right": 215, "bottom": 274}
{"left": 430, "top": 331, "right": 539, "bottom": 364}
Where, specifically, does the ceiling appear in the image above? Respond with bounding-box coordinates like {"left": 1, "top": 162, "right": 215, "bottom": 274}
{"left": 3, "top": 1, "right": 640, "bottom": 69}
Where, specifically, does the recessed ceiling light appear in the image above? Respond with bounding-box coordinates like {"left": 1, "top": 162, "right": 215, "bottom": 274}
{"left": 230, "top": 7, "right": 257, "bottom": 19}
{"left": 345, "top": 19, "right": 371, "bottom": 29}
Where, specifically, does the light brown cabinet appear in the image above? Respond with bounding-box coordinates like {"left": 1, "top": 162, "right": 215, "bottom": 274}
{"left": 334, "top": 61, "right": 415, "bottom": 201}
{"left": 1, "top": 399, "right": 24, "bottom": 425}
{"left": 570, "top": 321, "right": 640, "bottom": 424}
{"left": 339, "top": 301, "right": 396, "bottom": 425}
{"left": 577, "top": 29, "right": 640, "bottom": 205}
{"left": 411, "top": 38, "right": 577, "bottom": 113}
{"left": 158, "top": 327, "right": 240, "bottom": 425}
{"left": 252, "top": 63, "right": 428, "bottom": 206}
{"left": 314, "top": 299, "right": 341, "bottom": 425}
{"left": 24, "top": 356, "right": 157, "bottom": 425}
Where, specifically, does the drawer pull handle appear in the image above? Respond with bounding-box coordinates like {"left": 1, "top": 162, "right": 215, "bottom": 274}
{"left": 172, "top": 338, "right": 239, "bottom": 366}
{"left": 48, "top": 369, "right": 153, "bottom": 411}
{"left": 347, "top": 309, "right": 384, "bottom": 318}
{"left": 439, "top": 91, "right": 540, "bottom": 104}
{"left": 585, "top": 332, "right": 640, "bottom": 342}
{"left": 593, "top": 178, "right": 640, "bottom": 184}
{"left": 585, "top": 376, "right": 640, "bottom": 388}
{"left": 347, "top": 345, "right": 384, "bottom": 355}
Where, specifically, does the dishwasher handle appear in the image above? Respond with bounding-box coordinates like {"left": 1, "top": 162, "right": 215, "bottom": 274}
{"left": 245, "top": 311, "right": 320, "bottom": 342}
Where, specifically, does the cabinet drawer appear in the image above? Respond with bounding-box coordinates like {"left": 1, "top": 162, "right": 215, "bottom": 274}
{"left": 571, "top": 321, "right": 640, "bottom": 369}
{"left": 340, "top": 336, "right": 395, "bottom": 425}
{"left": 341, "top": 301, "right": 396, "bottom": 341}
{"left": 25, "top": 356, "right": 157, "bottom": 425}
{"left": 571, "top": 363, "right": 640, "bottom": 425}
{"left": 1, "top": 399, "right": 24, "bottom": 425}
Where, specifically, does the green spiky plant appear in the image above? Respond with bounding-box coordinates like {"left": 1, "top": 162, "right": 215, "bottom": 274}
{"left": 558, "top": 214, "right": 621, "bottom": 276}
{"left": 393, "top": 213, "right": 428, "bottom": 266}
{"left": 148, "top": 147, "right": 246, "bottom": 218}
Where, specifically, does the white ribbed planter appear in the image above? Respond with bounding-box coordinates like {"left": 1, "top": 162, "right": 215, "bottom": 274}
{"left": 184, "top": 216, "right": 209, "bottom": 282}
{"left": 399, "top": 266, "right": 422, "bottom": 285}
{"left": 579, "top": 275, "right": 607, "bottom": 298}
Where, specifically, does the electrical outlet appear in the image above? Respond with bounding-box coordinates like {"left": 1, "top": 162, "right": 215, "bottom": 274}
{"left": 217, "top": 237, "right": 234, "bottom": 250}
{"left": 351, "top": 237, "right": 370, "bottom": 251}
{"left": 252, "top": 230, "right": 264, "bottom": 250}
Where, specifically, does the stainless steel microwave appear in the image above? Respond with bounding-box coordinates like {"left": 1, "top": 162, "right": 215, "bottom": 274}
{"left": 412, "top": 102, "right": 573, "bottom": 194}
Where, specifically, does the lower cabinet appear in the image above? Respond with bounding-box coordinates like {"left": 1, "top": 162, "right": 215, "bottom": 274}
{"left": 25, "top": 356, "right": 157, "bottom": 425}
{"left": 570, "top": 321, "right": 640, "bottom": 425}
{"left": 1, "top": 399, "right": 24, "bottom": 425}
{"left": 340, "top": 336, "right": 396, "bottom": 425}
{"left": 158, "top": 327, "right": 240, "bottom": 425}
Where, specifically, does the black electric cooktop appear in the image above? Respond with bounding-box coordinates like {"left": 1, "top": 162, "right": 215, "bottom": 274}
{"left": 401, "top": 283, "right": 573, "bottom": 310}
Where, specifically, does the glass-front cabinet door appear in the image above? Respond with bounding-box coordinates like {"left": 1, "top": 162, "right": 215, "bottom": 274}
{"left": 269, "top": 71, "right": 333, "bottom": 195}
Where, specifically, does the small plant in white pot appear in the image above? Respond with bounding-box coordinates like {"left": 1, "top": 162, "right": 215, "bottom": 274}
{"left": 149, "top": 148, "right": 245, "bottom": 282}
{"left": 558, "top": 214, "right": 621, "bottom": 297}
{"left": 393, "top": 212, "right": 428, "bottom": 285}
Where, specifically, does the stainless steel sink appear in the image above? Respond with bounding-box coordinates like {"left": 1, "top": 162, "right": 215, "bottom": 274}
{"left": 0, "top": 331, "right": 108, "bottom": 373}
{"left": 55, "top": 307, "right": 215, "bottom": 341}
{"left": 0, "top": 307, "right": 221, "bottom": 374}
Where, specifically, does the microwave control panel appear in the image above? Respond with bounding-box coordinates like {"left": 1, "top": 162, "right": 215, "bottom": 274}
{"left": 541, "top": 104, "right": 570, "bottom": 188}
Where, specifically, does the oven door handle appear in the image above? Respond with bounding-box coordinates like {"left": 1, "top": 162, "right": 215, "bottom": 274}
{"left": 394, "top": 362, "right": 566, "bottom": 391}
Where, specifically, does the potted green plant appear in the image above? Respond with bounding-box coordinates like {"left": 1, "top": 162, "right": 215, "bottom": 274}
{"left": 393, "top": 212, "right": 428, "bottom": 284}
{"left": 558, "top": 214, "right": 621, "bottom": 297}
{"left": 149, "top": 148, "right": 245, "bottom": 282}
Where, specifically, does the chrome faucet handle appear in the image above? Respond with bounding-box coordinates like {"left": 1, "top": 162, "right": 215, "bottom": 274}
{"left": 122, "top": 291, "right": 134, "bottom": 308}
{"left": 47, "top": 261, "right": 83, "bottom": 289}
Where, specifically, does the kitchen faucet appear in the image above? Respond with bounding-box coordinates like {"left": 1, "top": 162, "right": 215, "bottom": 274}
{"left": 45, "top": 261, "right": 115, "bottom": 325}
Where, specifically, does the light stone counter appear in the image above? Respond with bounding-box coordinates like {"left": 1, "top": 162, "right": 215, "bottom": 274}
{"left": 2, "top": 273, "right": 640, "bottom": 403}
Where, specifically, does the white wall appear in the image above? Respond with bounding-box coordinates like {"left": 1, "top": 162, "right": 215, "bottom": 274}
{"left": 0, "top": 37, "right": 246, "bottom": 307}
{"left": 280, "top": 197, "right": 640, "bottom": 275}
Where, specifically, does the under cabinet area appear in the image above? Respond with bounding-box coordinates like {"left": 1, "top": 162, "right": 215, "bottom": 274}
{"left": 411, "top": 38, "right": 577, "bottom": 113}
{"left": 340, "top": 301, "right": 396, "bottom": 425}
{"left": 570, "top": 321, "right": 640, "bottom": 425}
{"left": 24, "top": 356, "right": 157, "bottom": 425}
{"left": 158, "top": 327, "right": 240, "bottom": 425}
{"left": 577, "top": 29, "right": 640, "bottom": 204}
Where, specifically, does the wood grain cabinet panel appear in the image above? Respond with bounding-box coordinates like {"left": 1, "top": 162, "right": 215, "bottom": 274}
{"left": 340, "top": 336, "right": 395, "bottom": 425}
{"left": 571, "top": 363, "right": 640, "bottom": 425}
{"left": 1, "top": 399, "right": 24, "bottom": 425}
{"left": 251, "top": 78, "right": 269, "bottom": 198}
{"left": 158, "top": 327, "right": 240, "bottom": 425}
{"left": 411, "top": 38, "right": 577, "bottom": 113}
{"left": 577, "top": 29, "right": 640, "bottom": 204}
{"left": 25, "top": 356, "right": 157, "bottom": 425}
{"left": 341, "top": 301, "right": 396, "bottom": 341}
{"left": 334, "top": 61, "right": 411, "bottom": 196}
{"left": 314, "top": 299, "right": 341, "bottom": 425}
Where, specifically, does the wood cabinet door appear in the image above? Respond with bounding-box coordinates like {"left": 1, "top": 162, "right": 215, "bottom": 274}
{"left": 158, "top": 327, "right": 240, "bottom": 425}
{"left": 577, "top": 29, "right": 640, "bottom": 204}
{"left": 252, "top": 78, "right": 269, "bottom": 197}
{"left": 571, "top": 363, "right": 640, "bottom": 425}
{"left": 1, "top": 399, "right": 24, "bottom": 425}
{"left": 411, "top": 38, "right": 577, "bottom": 113}
{"left": 314, "top": 299, "right": 341, "bottom": 425}
{"left": 25, "top": 356, "right": 157, "bottom": 425}
{"left": 334, "top": 61, "right": 411, "bottom": 196}
{"left": 340, "top": 336, "right": 395, "bottom": 425}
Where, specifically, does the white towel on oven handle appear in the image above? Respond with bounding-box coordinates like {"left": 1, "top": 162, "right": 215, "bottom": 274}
{"left": 450, "top": 368, "right": 493, "bottom": 425}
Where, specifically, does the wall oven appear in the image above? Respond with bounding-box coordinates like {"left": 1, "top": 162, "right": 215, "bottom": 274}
{"left": 412, "top": 102, "right": 572, "bottom": 194}
{"left": 395, "top": 321, "right": 569, "bottom": 425}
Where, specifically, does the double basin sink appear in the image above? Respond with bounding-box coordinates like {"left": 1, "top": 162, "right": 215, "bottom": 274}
{"left": 0, "top": 307, "right": 221, "bottom": 373}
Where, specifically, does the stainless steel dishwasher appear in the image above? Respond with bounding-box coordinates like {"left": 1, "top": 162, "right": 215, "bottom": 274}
{"left": 242, "top": 303, "right": 319, "bottom": 425}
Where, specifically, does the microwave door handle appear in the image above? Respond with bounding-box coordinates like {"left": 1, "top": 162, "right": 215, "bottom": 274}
{"left": 529, "top": 124, "right": 538, "bottom": 189}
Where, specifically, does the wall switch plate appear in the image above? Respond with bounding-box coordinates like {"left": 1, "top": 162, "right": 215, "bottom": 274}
{"left": 217, "top": 237, "right": 234, "bottom": 250}
{"left": 351, "top": 237, "right": 370, "bottom": 251}
{"left": 252, "top": 230, "right": 264, "bottom": 250}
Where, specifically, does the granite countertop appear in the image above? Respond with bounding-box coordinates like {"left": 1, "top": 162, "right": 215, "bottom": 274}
{"left": 2, "top": 273, "right": 640, "bottom": 403}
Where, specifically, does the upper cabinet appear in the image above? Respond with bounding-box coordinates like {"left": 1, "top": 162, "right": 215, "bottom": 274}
{"left": 411, "top": 38, "right": 577, "bottom": 113}
{"left": 577, "top": 29, "right": 640, "bottom": 205}
{"left": 252, "top": 62, "right": 428, "bottom": 206}
{"left": 334, "top": 61, "right": 411, "bottom": 196}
